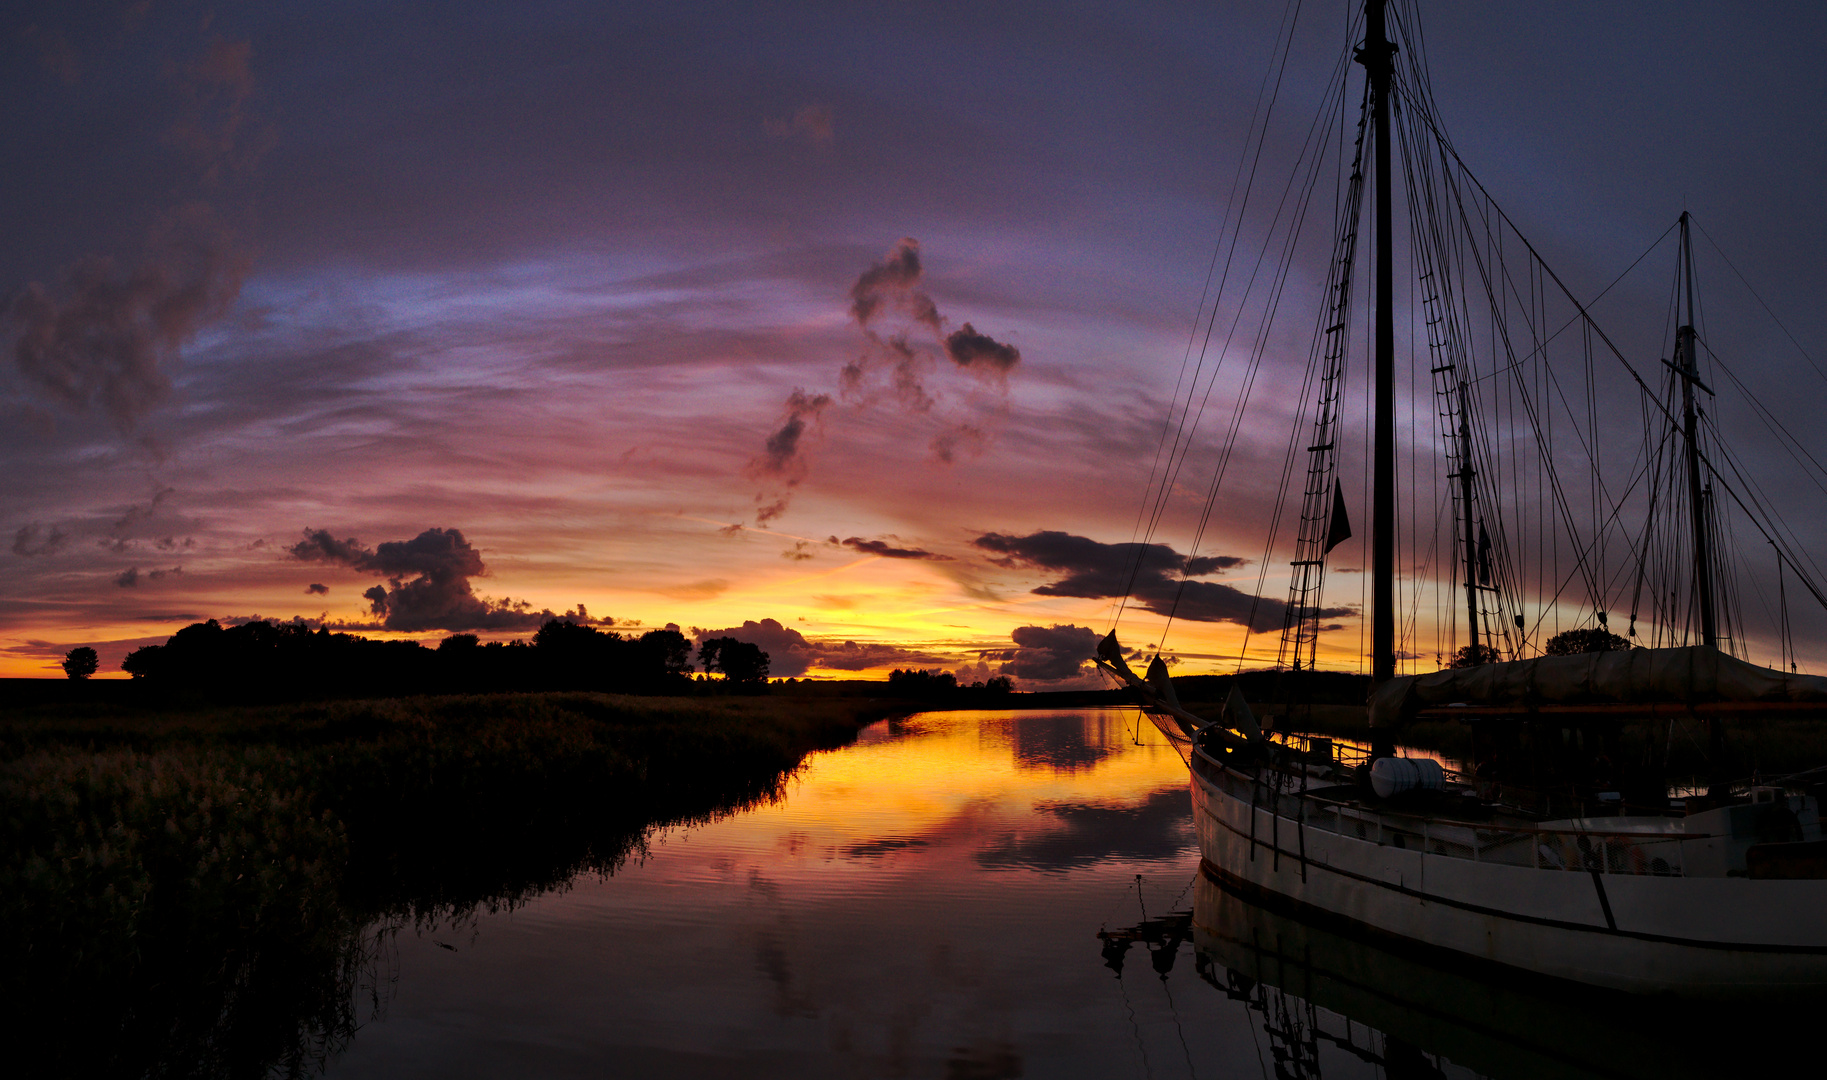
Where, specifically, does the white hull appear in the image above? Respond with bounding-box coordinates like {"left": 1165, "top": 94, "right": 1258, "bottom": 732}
{"left": 1191, "top": 748, "right": 1827, "bottom": 995}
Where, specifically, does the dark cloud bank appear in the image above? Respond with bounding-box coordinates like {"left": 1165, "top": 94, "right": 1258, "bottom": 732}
{"left": 833, "top": 535, "right": 950, "bottom": 561}
{"left": 289, "top": 526, "right": 583, "bottom": 633}
{"left": 690, "top": 617, "right": 948, "bottom": 678}
{"left": 6, "top": 209, "right": 248, "bottom": 434}
{"left": 974, "top": 530, "right": 1353, "bottom": 634}
{"left": 989, "top": 623, "right": 1102, "bottom": 682}
{"left": 13, "top": 524, "right": 67, "bottom": 557}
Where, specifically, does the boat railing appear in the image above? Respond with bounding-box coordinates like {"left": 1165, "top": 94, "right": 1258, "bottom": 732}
{"left": 1199, "top": 749, "right": 1697, "bottom": 877}
{"left": 1308, "top": 802, "right": 1690, "bottom": 877}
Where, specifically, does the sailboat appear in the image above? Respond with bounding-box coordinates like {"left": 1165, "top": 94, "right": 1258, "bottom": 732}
{"left": 1097, "top": 0, "right": 1827, "bottom": 995}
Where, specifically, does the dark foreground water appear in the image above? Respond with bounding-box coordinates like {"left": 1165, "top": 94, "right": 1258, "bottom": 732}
{"left": 311, "top": 709, "right": 1783, "bottom": 1080}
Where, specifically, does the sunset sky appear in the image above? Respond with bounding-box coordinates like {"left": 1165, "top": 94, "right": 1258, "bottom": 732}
{"left": 5, "top": 1, "right": 1826, "bottom": 681}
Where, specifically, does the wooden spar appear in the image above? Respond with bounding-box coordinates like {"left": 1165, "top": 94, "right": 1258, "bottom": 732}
{"left": 1678, "top": 211, "right": 1718, "bottom": 652}
{"left": 1457, "top": 379, "right": 1481, "bottom": 660}
{"left": 1364, "top": 0, "right": 1397, "bottom": 685}
{"left": 1091, "top": 656, "right": 1208, "bottom": 735}
{"left": 1091, "top": 653, "right": 1258, "bottom": 749}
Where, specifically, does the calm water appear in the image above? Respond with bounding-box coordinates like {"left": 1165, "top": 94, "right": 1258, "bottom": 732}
{"left": 314, "top": 709, "right": 1758, "bottom": 1079}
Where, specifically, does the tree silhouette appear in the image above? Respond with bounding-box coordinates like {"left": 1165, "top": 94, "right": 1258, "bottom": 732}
{"left": 698, "top": 637, "right": 769, "bottom": 684}
{"left": 1544, "top": 628, "right": 1632, "bottom": 656}
{"left": 61, "top": 646, "right": 99, "bottom": 680}
{"left": 121, "top": 645, "right": 163, "bottom": 679}
{"left": 636, "top": 629, "right": 694, "bottom": 684}
{"left": 887, "top": 668, "right": 958, "bottom": 698}
{"left": 1447, "top": 643, "right": 1501, "bottom": 669}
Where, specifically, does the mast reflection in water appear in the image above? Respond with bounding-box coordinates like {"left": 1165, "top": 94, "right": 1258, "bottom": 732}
{"left": 1097, "top": 865, "right": 1825, "bottom": 1080}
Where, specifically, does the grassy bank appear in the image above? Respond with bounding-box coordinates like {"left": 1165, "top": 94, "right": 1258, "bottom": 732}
{"left": 1, "top": 693, "right": 891, "bottom": 1079}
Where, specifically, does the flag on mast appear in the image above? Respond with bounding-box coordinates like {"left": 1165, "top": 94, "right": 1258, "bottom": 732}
{"left": 1324, "top": 479, "right": 1352, "bottom": 554}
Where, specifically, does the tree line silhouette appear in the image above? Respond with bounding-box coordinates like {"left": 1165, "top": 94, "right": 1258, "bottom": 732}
{"left": 885, "top": 667, "right": 1013, "bottom": 700}
{"left": 107, "top": 618, "right": 749, "bottom": 701}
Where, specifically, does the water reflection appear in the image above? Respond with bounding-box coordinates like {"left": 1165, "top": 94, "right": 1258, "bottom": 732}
{"left": 979, "top": 786, "right": 1193, "bottom": 871}
{"left": 323, "top": 708, "right": 1203, "bottom": 1078}
{"left": 1089, "top": 866, "right": 1826, "bottom": 1080}
{"left": 50, "top": 705, "right": 1815, "bottom": 1078}
{"left": 1001, "top": 710, "right": 1127, "bottom": 773}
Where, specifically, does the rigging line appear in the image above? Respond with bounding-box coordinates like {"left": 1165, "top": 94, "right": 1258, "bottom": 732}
{"left": 1694, "top": 420, "right": 1827, "bottom": 614}
{"left": 1447, "top": 183, "right": 1650, "bottom": 623}
{"left": 1690, "top": 214, "right": 1827, "bottom": 390}
{"left": 1521, "top": 453, "right": 1655, "bottom": 643}
{"left": 1233, "top": 9, "right": 1374, "bottom": 662}
{"left": 1233, "top": 74, "right": 1367, "bottom": 664}
{"left": 1700, "top": 336, "right": 1827, "bottom": 497}
{"left": 1159, "top": 14, "right": 1363, "bottom": 592}
{"left": 1445, "top": 178, "right": 1624, "bottom": 519}
{"left": 1631, "top": 324, "right": 1827, "bottom": 600}
{"left": 1628, "top": 396, "right": 1672, "bottom": 633}
{"left": 1398, "top": 87, "right": 1529, "bottom": 654}
{"left": 1400, "top": 96, "right": 1701, "bottom": 432}
{"left": 1169, "top": 50, "right": 1364, "bottom": 647}
{"left": 1446, "top": 192, "right": 1608, "bottom": 612}
{"left": 1114, "top": 0, "right": 1307, "bottom": 628}
{"left": 1147, "top": 35, "right": 1354, "bottom": 565}
{"left": 1704, "top": 416, "right": 1827, "bottom": 593}
{"left": 1119, "top": 0, "right": 1330, "bottom": 607}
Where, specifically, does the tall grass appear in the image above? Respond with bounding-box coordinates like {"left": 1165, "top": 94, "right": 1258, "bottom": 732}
{"left": 1, "top": 693, "right": 885, "bottom": 1079}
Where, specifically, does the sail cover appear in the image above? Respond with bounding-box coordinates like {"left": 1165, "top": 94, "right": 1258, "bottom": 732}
{"left": 1368, "top": 645, "right": 1827, "bottom": 727}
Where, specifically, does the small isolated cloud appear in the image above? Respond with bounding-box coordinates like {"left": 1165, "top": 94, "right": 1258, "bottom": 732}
{"left": 115, "top": 567, "right": 140, "bottom": 587}
{"left": 836, "top": 536, "right": 952, "bottom": 561}
{"left": 13, "top": 523, "right": 67, "bottom": 557}
{"left": 929, "top": 422, "right": 985, "bottom": 464}
{"left": 146, "top": 565, "right": 181, "bottom": 581}
{"left": 305, "top": 582, "right": 329, "bottom": 595}
{"left": 974, "top": 530, "right": 1344, "bottom": 634}
{"left": 289, "top": 525, "right": 563, "bottom": 632}
{"left": 765, "top": 103, "right": 834, "bottom": 146}
{"left": 943, "top": 323, "right": 1020, "bottom": 378}
{"left": 997, "top": 623, "right": 1100, "bottom": 682}
{"left": 745, "top": 389, "right": 832, "bottom": 523}
{"left": 753, "top": 389, "right": 831, "bottom": 479}
{"left": 782, "top": 541, "right": 815, "bottom": 561}
{"left": 654, "top": 579, "right": 729, "bottom": 600}
{"left": 107, "top": 487, "right": 176, "bottom": 551}
{"left": 850, "top": 238, "right": 938, "bottom": 331}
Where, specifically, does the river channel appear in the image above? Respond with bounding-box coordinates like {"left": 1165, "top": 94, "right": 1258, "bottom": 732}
{"left": 319, "top": 708, "right": 1794, "bottom": 1079}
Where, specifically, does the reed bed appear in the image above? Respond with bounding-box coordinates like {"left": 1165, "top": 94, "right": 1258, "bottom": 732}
{"left": 1, "top": 692, "right": 885, "bottom": 1079}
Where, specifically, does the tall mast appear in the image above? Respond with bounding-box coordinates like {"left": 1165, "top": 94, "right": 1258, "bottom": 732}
{"left": 1677, "top": 211, "right": 1718, "bottom": 649}
{"left": 1362, "top": 0, "right": 1397, "bottom": 683}
{"left": 1457, "top": 381, "right": 1481, "bottom": 659}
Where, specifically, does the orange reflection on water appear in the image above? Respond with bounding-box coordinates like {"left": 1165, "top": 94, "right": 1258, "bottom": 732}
{"left": 325, "top": 707, "right": 1212, "bottom": 1079}
{"left": 652, "top": 707, "right": 1196, "bottom": 885}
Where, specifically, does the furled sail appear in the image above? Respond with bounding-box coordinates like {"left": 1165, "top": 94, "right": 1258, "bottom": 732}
{"left": 1368, "top": 645, "right": 1827, "bottom": 727}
